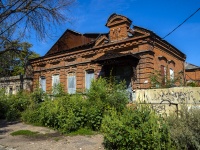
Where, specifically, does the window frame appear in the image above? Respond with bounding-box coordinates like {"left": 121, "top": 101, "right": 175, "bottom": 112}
{"left": 67, "top": 72, "right": 76, "bottom": 94}
{"left": 85, "top": 69, "right": 94, "bottom": 90}
{"left": 39, "top": 76, "right": 46, "bottom": 92}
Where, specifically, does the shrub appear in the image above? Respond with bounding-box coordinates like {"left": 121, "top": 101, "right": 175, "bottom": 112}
{"left": 22, "top": 77, "right": 129, "bottom": 134}
{"left": 87, "top": 77, "right": 128, "bottom": 112}
{"left": 0, "top": 90, "right": 31, "bottom": 121}
{"left": 167, "top": 105, "right": 200, "bottom": 150}
{"left": 101, "top": 105, "right": 173, "bottom": 150}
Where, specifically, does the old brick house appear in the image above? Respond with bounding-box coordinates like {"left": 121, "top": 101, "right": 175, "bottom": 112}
{"left": 30, "top": 13, "right": 186, "bottom": 94}
{"left": 185, "top": 62, "right": 200, "bottom": 85}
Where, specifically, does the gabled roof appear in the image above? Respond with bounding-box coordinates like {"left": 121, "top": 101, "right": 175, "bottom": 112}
{"left": 45, "top": 29, "right": 103, "bottom": 56}
{"left": 31, "top": 13, "right": 186, "bottom": 62}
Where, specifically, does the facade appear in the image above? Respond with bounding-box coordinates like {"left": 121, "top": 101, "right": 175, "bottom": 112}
{"left": 31, "top": 13, "right": 186, "bottom": 94}
{"left": 185, "top": 62, "right": 200, "bottom": 85}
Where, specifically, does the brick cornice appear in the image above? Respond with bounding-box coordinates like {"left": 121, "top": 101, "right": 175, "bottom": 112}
{"left": 31, "top": 35, "right": 151, "bottom": 66}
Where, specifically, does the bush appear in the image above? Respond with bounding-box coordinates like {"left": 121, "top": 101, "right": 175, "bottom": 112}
{"left": 167, "top": 106, "right": 200, "bottom": 150}
{"left": 101, "top": 105, "right": 173, "bottom": 150}
{"left": 22, "top": 93, "right": 104, "bottom": 133}
{"left": 87, "top": 77, "right": 128, "bottom": 112}
{"left": 22, "top": 77, "right": 128, "bottom": 133}
{"left": 0, "top": 90, "right": 31, "bottom": 121}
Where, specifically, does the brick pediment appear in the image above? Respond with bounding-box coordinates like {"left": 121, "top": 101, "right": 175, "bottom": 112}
{"left": 94, "top": 35, "right": 109, "bottom": 47}
{"left": 106, "top": 13, "right": 132, "bottom": 27}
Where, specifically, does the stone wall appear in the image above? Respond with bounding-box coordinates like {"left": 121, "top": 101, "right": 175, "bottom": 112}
{"left": 135, "top": 87, "right": 200, "bottom": 115}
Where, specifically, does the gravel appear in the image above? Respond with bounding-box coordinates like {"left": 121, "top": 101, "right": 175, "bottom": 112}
{"left": 0, "top": 120, "right": 104, "bottom": 150}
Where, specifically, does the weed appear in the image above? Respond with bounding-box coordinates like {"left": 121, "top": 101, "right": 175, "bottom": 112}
{"left": 11, "top": 130, "right": 39, "bottom": 136}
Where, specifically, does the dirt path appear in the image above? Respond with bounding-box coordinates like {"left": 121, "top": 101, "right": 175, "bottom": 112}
{"left": 0, "top": 120, "right": 104, "bottom": 150}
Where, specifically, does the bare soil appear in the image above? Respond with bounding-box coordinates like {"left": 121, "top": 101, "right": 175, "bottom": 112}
{"left": 0, "top": 120, "right": 104, "bottom": 150}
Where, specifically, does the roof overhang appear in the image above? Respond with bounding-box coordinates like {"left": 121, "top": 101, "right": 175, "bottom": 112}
{"left": 93, "top": 52, "right": 140, "bottom": 63}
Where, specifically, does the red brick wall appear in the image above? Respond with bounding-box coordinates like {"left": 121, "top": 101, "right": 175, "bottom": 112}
{"left": 185, "top": 69, "right": 200, "bottom": 82}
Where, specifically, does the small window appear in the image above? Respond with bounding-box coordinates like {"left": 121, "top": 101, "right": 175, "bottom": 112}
{"left": 85, "top": 70, "right": 94, "bottom": 90}
{"left": 9, "top": 87, "right": 13, "bottom": 95}
{"left": 68, "top": 73, "right": 76, "bottom": 94}
{"left": 40, "top": 76, "right": 46, "bottom": 92}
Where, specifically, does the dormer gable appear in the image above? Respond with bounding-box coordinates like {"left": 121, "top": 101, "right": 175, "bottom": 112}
{"left": 106, "top": 13, "right": 132, "bottom": 42}
{"left": 94, "top": 35, "right": 109, "bottom": 47}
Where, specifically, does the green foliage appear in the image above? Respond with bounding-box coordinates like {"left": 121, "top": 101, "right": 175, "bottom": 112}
{"left": 11, "top": 130, "right": 39, "bottom": 136}
{"left": 31, "top": 86, "right": 49, "bottom": 105}
{"left": 0, "top": 89, "right": 7, "bottom": 119}
{"left": 150, "top": 70, "right": 184, "bottom": 88}
{"left": 67, "top": 128, "right": 96, "bottom": 136}
{"left": 22, "top": 77, "right": 128, "bottom": 134}
{"left": 101, "top": 105, "right": 173, "bottom": 150}
{"left": 52, "top": 83, "right": 66, "bottom": 97}
{"left": 0, "top": 90, "right": 31, "bottom": 121}
{"left": 87, "top": 77, "right": 128, "bottom": 112}
{"left": 167, "top": 106, "right": 200, "bottom": 150}
{"left": 186, "top": 81, "right": 199, "bottom": 87}
{"left": 0, "top": 41, "right": 40, "bottom": 77}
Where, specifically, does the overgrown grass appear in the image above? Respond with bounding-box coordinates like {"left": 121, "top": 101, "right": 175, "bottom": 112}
{"left": 11, "top": 130, "right": 39, "bottom": 136}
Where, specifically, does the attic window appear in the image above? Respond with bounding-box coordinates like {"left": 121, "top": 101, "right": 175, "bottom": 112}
{"left": 128, "top": 32, "right": 133, "bottom": 37}
{"left": 104, "top": 40, "right": 109, "bottom": 43}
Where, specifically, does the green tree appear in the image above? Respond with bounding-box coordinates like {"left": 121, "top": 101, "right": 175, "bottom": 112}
{"left": 0, "top": 40, "right": 39, "bottom": 77}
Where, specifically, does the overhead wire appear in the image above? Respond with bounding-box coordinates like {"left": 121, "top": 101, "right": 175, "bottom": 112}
{"left": 0, "top": 0, "right": 46, "bottom": 36}
{"left": 0, "top": 0, "right": 22, "bottom": 23}
{"left": 162, "top": 7, "right": 200, "bottom": 39}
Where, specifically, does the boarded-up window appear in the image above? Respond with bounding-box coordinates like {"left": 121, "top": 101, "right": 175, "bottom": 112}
{"left": 52, "top": 75, "right": 60, "bottom": 94}
{"left": 170, "top": 68, "right": 174, "bottom": 81}
{"left": 40, "top": 76, "right": 46, "bottom": 92}
{"left": 68, "top": 73, "right": 76, "bottom": 94}
{"left": 161, "top": 65, "right": 166, "bottom": 85}
{"left": 85, "top": 70, "right": 94, "bottom": 90}
{"left": 52, "top": 75, "right": 60, "bottom": 87}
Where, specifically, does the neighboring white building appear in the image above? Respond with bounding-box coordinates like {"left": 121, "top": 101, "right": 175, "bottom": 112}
{"left": 0, "top": 75, "right": 32, "bottom": 94}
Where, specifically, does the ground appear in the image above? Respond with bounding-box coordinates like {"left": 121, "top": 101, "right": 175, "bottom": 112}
{"left": 0, "top": 120, "right": 104, "bottom": 150}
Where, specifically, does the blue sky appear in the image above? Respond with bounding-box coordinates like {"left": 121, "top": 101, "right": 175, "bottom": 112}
{"left": 30, "top": 0, "right": 200, "bottom": 66}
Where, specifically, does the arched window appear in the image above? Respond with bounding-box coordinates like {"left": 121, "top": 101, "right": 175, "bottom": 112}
{"left": 68, "top": 72, "right": 76, "bottom": 94}
{"left": 52, "top": 74, "right": 60, "bottom": 94}
{"left": 170, "top": 68, "right": 174, "bottom": 81}
{"left": 85, "top": 69, "right": 94, "bottom": 90}
{"left": 39, "top": 76, "right": 46, "bottom": 92}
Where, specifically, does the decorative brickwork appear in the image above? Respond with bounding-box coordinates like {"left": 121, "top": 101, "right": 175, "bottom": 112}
{"left": 30, "top": 14, "right": 186, "bottom": 93}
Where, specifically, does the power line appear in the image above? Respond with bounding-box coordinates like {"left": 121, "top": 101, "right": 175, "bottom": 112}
{"left": 162, "top": 7, "right": 200, "bottom": 39}
{"left": 0, "top": 0, "right": 46, "bottom": 36}
{"left": 0, "top": 0, "right": 22, "bottom": 23}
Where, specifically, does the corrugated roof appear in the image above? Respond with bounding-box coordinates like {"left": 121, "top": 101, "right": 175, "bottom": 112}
{"left": 185, "top": 62, "right": 200, "bottom": 70}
